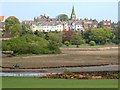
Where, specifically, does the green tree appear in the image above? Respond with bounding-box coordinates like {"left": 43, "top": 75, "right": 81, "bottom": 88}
{"left": 9, "top": 24, "right": 22, "bottom": 37}
{"left": 5, "top": 16, "right": 20, "bottom": 31}
{"left": 57, "top": 14, "right": 68, "bottom": 21}
{"left": 21, "top": 24, "right": 33, "bottom": 35}
{"left": 48, "top": 40, "right": 61, "bottom": 54}
{"left": 34, "top": 30, "right": 44, "bottom": 38}
{"left": 70, "top": 32, "right": 85, "bottom": 47}
{"left": 82, "top": 30, "right": 92, "bottom": 43}
{"left": 2, "top": 34, "right": 61, "bottom": 55}
{"left": 89, "top": 28, "right": 113, "bottom": 45}
{"left": 112, "top": 28, "right": 120, "bottom": 44}
{"left": 48, "top": 32, "right": 63, "bottom": 46}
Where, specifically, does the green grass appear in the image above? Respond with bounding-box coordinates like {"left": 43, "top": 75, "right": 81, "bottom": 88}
{"left": 61, "top": 44, "right": 118, "bottom": 48}
{"left": 2, "top": 77, "right": 118, "bottom": 88}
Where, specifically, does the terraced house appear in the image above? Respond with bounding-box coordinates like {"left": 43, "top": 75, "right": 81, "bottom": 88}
{"left": 23, "top": 5, "right": 116, "bottom": 33}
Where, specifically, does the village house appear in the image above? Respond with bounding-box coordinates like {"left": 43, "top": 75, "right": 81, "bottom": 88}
{"left": 28, "top": 5, "right": 115, "bottom": 33}
{"left": 0, "top": 16, "right": 5, "bottom": 31}
{"left": 98, "top": 20, "right": 111, "bottom": 28}
{"left": 111, "top": 22, "right": 118, "bottom": 30}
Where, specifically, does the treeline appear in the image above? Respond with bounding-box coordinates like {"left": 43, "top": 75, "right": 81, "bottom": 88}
{"left": 2, "top": 16, "right": 120, "bottom": 55}
{"left": 31, "top": 27, "right": 119, "bottom": 48}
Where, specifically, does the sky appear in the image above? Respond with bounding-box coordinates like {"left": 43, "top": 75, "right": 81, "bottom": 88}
{"left": 1, "top": 1, "right": 118, "bottom": 22}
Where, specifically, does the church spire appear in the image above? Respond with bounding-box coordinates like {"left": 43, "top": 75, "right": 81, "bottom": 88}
{"left": 71, "top": 5, "right": 76, "bottom": 20}
{"left": 72, "top": 5, "right": 75, "bottom": 15}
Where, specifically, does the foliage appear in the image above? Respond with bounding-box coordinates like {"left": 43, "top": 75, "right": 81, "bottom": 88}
{"left": 111, "top": 29, "right": 120, "bottom": 44}
{"left": 48, "top": 40, "right": 61, "bottom": 54}
{"left": 82, "top": 30, "right": 92, "bottom": 43}
{"left": 89, "top": 41, "right": 96, "bottom": 46}
{"left": 2, "top": 34, "right": 61, "bottom": 54}
{"left": 63, "top": 70, "right": 73, "bottom": 75}
{"left": 21, "top": 24, "right": 33, "bottom": 36}
{"left": 48, "top": 32, "right": 63, "bottom": 46}
{"left": 5, "top": 16, "right": 20, "bottom": 31}
{"left": 63, "top": 30, "right": 74, "bottom": 42}
{"left": 64, "top": 41, "right": 70, "bottom": 46}
{"left": 34, "top": 30, "right": 44, "bottom": 38}
{"left": 13, "top": 64, "right": 20, "bottom": 68}
{"left": 89, "top": 28, "right": 113, "bottom": 45}
{"left": 70, "top": 32, "right": 85, "bottom": 45}
{"left": 9, "top": 24, "right": 22, "bottom": 37}
{"left": 57, "top": 14, "right": 68, "bottom": 21}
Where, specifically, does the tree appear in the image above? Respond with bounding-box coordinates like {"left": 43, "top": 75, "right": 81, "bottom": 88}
{"left": 57, "top": 14, "right": 68, "bottom": 21}
{"left": 34, "top": 30, "right": 44, "bottom": 38}
{"left": 9, "top": 24, "right": 22, "bottom": 37}
{"left": 48, "top": 40, "right": 61, "bottom": 54}
{"left": 48, "top": 32, "right": 63, "bottom": 46}
{"left": 21, "top": 23, "right": 33, "bottom": 35}
{"left": 5, "top": 16, "right": 20, "bottom": 31}
{"left": 70, "top": 32, "right": 85, "bottom": 47}
{"left": 63, "top": 30, "right": 74, "bottom": 42}
{"left": 2, "top": 34, "right": 61, "bottom": 54}
{"left": 82, "top": 30, "right": 92, "bottom": 43}
{"left": 112, "top": 28, "right": 120, "bottom": 44}
{"left": 89, "top": 28, "right": 113, "bottom": 45}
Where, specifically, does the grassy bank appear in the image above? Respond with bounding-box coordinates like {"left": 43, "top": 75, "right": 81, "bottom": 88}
{"left": 61, "top": 44, "right": 118, "bottom": 48}
{"left": 2, "top": 77, "right": 118, "bottom": 88}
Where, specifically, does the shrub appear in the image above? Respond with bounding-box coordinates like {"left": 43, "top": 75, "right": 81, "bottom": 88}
{"left": 48, "top": 40, "right": 61, "bottom": 54}
{"left": 63, "top": 70, "right": 73, "bottom": 75}
{"left": 89, "top": 41, "right": 96, "bottom": 46}
{"left": 13, "top": 64, "right": 20, "bottom": 69}
{"left": 64, "top": 41, "right": 70, "bottom": 46}
{"left": 2, "top": 34, "right": 61, "bottom": 55}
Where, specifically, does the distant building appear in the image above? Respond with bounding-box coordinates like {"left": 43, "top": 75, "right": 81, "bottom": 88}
{"left": 30, "top": 6, "right": 100, "bottom": 32}
{"left": 0, "top": 16, "right": 5, "bottom": 31}
{"left": 111, "top": 22, "right": 119, "bottom": 30}
{"left": 22, "top": 20, "right": 34, "bottom": 25}
{"left": 98, "top": 20, "right": 111, "bottom": 28}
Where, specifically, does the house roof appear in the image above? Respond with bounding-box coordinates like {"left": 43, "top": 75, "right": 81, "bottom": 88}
{"left": 0, "top": 16, "right": 4, "bottom": 21}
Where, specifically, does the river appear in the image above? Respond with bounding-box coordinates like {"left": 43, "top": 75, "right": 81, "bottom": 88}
{"left": 1, "top": 65, "right": 119, "bottom": 76}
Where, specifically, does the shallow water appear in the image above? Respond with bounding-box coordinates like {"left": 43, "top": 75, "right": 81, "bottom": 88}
{"left": 1, "top": 65, "right": 119, "bottom": 76}
{"left": 0, "top": 72, "right": 51, "bottom": 76}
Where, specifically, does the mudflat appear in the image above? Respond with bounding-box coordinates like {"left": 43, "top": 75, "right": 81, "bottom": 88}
{"left": 2, "top": 47, "right": 118, "bottom": 69}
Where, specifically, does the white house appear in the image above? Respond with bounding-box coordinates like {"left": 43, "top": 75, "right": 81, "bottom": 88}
{"left": 63, "top": 22, "right": 69, "bottom": 31}
{"left": 31, "top": 24, "right": 39, "bottom": 32}
{"left": 56, "top": 24, "right": 63, "bottom": 31}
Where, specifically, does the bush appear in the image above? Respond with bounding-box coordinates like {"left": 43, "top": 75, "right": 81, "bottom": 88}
{"left": 63, "top": 70, "right": 73, "bottom": 75}
{"left": 13, "top": 64, "right": 20, "bottom": 69}
{"left": 2, "top": 34, "right": 61, "bottom": 55}
{"left": 64, "top": 41, "right": 70, "bottom": 46}
{"left": 48, "top": 40, "right": 61, "bottom": 54}
{"left": 89, "top": 41, "right": 96, "bottom": 46}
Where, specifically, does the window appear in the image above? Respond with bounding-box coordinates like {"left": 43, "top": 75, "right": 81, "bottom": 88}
{"left": 108, "top": 23, "right": 110, "bottom": 25}
{"left": 104, "top": 23, "right": 107, "bottom": 25}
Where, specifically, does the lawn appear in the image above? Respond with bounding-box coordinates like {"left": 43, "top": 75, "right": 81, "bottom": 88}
{"left": 2, "top": 77, "right": 118, "bottom": 88}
